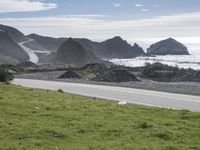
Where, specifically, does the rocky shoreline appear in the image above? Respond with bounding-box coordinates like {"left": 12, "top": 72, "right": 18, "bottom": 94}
{"left": 14, "top": 63, "right": 200, "bottom": 96}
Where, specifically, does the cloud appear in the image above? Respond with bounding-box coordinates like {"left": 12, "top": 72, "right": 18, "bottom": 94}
{"left": 135, "top": 4, "right": 144, "bottom": 7}
{"left": 141, "top": 9, "right": 150, "bottom": 12}
{"left": 0, "top": 0, "right": 57, "bottom": 13}
{"left": 153, "top": 5, "right": 161, "bottom": 8}
{"left": 112, "top": 3, "right": 121, "bottom": 7}
{"left": 58, "top": 15, "right": 109, "bottom": 18}
{"left": 0, "top": 12, "right": 200, "bottom": 49}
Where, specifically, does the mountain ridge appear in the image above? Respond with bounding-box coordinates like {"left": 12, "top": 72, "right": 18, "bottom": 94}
{"left": 0, "top": 24, "right": 190, "bottom": 66}
{"left": 0, "top": 24, "right": 28, "bottom": 42}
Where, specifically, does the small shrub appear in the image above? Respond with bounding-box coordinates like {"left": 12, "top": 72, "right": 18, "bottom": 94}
{"left": 57, "top": 89, "right": 64, "bottom": 93}
{"left": 0, "top": 69, "right": 13, "bottom": 82}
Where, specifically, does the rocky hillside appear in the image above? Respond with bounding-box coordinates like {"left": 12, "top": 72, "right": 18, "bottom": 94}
{"left": 25, "top": 34, "right": 66, "bottom": 51}
{"left": 0, "top": 24, "right": 28, "bottom": 42}
{"left": 0, "top": 31, "right": 29, "bottom": 65}
{"left": 147, "top": 38, "right": 189, "bottom": 55}
{"left": 75, "top": 36, "right": 145, "bottom": 59}
{"left": 41, "top": 36, "right": 145, "bottom": 66}
{"left": 40, "top": 38, "right": 101, "bottom": 66}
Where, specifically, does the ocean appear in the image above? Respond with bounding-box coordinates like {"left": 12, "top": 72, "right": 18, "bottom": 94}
{"left": 110, "top": 43, "right": 200, "bottom": 70}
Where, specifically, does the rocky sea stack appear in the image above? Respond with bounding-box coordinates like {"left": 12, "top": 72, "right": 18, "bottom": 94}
{"left": 147, "top": 38, "right": 190, "bottom": 55}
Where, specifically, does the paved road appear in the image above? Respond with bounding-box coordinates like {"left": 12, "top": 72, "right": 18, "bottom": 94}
{"left": 12, "top": 78, "right": 200, "bottom": 112}
{"left": 18, "top": 39, "right": 39, "bottom": 63}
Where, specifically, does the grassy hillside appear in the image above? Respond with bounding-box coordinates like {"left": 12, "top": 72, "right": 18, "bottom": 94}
{"left": 0, "top": 83, "right": 199, "bottom": 150}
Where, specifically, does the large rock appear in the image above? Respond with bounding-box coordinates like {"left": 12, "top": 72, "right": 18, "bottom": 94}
{"left": 147, "top": 38, "right": 189, "bottom": 55}
{"left": 100, "top": 36, "right": 145, "bottom": 59}
{"left": 0, "top": 31, "right": 29, "bottom": 65}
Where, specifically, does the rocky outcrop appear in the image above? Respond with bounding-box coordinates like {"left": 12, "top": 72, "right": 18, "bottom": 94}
{"left": 92, "top": 69, "right": 139, "bottom": 82}
{"left": 0, "top": 31, "right": 29, "bottom": 65}
{"left": 0, "top": 24, "right": 28, "bottom": 42}
{"left": 100, "top": 36, "right": 145, "bottom": 59}
{"left": 141, "top": 62, "right": 200, "bottom": 82}
{"left": 73, "top": 37, "right": 145, "bottom": 59}
{"left": 26, "top": 34, "right": 66, "bottom": 51}
{"left": 147, "top": 38, "right": 189, "bottom": 55}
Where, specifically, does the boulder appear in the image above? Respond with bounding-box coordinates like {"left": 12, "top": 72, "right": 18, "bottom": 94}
{"left": 147, "top": 38, "right": 189, "bottom": 55}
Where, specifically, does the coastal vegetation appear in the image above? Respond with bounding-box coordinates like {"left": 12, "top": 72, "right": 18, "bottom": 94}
{"left": 0, "top": 83, "right": 199, "bottom": 149}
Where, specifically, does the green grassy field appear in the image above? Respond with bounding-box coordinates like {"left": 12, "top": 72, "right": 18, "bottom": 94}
{"left": 0, "top": 83, "right": 200, "bottom": 150}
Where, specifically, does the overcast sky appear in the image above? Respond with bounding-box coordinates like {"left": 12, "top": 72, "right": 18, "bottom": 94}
{"left": 0, "top": 0, "right": 200, "bottom": 48}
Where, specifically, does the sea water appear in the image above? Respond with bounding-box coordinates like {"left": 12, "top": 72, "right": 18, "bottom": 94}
{"left": 110, "top": 45, "right": 200, "bottom": 70}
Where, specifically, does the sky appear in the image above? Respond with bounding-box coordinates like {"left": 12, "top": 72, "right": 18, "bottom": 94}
{"left": 0, "top": 0, "right": 200, "bottom": 49}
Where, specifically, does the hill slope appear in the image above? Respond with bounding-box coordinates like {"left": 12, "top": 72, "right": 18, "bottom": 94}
{"left": 0, "top": 31, "right": 29, "bottom": 64}
{"left": 0, "top": 24, "right": 28, "bottom": 42}
{"left": 25, "top": 34, "right": 66, "bottom": 51}
{"left": 40, "top": 38, "right": 101, "bottom": 66}
{"left": 40, "top": 36, "right": 145, "bottom": 65}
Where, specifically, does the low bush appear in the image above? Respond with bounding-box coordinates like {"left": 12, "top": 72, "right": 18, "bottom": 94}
{"left": 0, "top": 69, "right": 14, "bottom": 82}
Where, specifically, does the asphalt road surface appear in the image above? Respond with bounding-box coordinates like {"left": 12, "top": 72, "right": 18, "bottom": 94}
{"left": 12, "top": 78, "right": 200, "bottom": 112}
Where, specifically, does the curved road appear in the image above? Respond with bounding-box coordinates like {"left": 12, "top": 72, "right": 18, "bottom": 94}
{"left": 12, "top": 78, "right": 200, "bottom": 112}
{"left": 18, "top": 39, "right": 39, "bottom": 63}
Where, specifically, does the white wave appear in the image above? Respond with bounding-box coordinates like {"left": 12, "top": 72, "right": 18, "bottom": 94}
{"left": 110, "top": 54, "right": 200, "bottom": 70}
